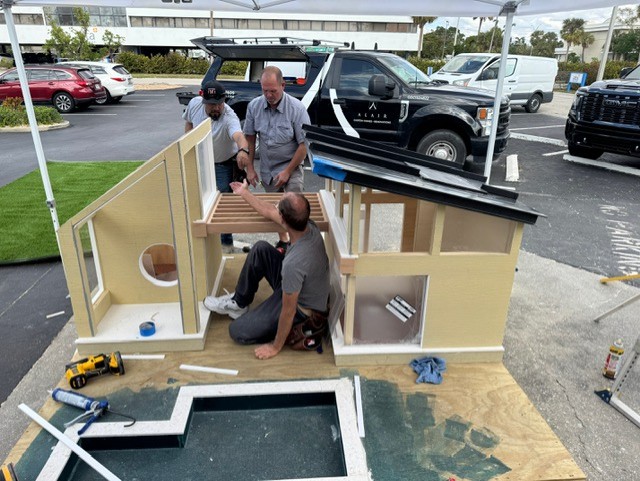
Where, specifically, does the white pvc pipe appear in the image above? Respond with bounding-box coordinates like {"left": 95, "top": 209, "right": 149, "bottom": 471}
{"left": 180, "top": 364, "right": 238, "bottom": 376}
{"left": 597, "top": 6, "right": 618, "bottom": 82}
{"left": 19, "top": 403, "right": 121, "bottom": 481}
{"left": 484, "top": 5, "right": 516, "bottom": 183}
{"left": 4, "top": 3, "right": 60, "bottom": 233}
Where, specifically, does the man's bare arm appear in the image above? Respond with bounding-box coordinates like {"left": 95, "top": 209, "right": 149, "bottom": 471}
{"left": 230, "top": 179, "right": 281, "bottom": 225}
{"left": 255, "top": 290, "right": 299, "bottom": 360}
{"left": 184, "top": 121, "right": 194, "bottom": 133}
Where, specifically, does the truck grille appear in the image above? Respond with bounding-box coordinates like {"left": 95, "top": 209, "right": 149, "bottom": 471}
{"left": 579, "top": 93, "right": 640, "bottom": 127}
{"left": 497, "top": 102, "right": 510, "bottom": 135}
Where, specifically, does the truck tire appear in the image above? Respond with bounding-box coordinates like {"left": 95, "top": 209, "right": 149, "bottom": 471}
{"left": 525, "top": 93, "right": 542, "bottom": 113}
{"left": 568, "top": 142, "right": 603, "bottom": 160}
{"left": 416, "top": 130, "right": 467, "bottom": 166}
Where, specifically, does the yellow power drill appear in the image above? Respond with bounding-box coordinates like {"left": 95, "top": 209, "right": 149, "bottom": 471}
{"left": 1, "top": 463, "right": 18, "bottom": 481}
{"left": 65, "top": 352, "right": 125, "bottom": 389}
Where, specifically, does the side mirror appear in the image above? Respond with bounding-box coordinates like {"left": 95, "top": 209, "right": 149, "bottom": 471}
{"left": 620, "top": 67, "right": 633, "bottom": 78}
{"left": 478, "top": 69, "right": 495, "bottom": 81}
{"left": 369, "top": 74, "right": 396, "bottom": 99}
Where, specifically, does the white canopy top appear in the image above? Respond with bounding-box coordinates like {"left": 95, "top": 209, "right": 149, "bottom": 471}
{"left": 4, "top": 0, "right": 629, "bottom": 18}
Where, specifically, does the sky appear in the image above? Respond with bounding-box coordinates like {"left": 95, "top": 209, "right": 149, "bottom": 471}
{"left": 428, "top": 4, "right": 637, "bottom": 42}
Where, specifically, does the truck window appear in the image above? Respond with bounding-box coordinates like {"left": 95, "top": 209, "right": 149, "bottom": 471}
{"left": 484, "top": 58, "right": 517, "bottom": 79}
{"left": 338, "top": 58, "right": 384, "bottom": 95}
{"left": 441, "top": 55, "right": 492, "bottom": 74}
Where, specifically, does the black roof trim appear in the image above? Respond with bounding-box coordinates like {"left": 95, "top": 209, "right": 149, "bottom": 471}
{"left": 304, "top": 126, "right": 543, "bottom": 225}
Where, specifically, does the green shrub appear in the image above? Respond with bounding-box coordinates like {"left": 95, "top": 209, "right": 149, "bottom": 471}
{"left": 0, "top": 58, "right": 14, "bottom": 69}
{"left": 220, "top": 61, "right": 248, "bottom": 77}
{"left": 558, "top": 60, "right": 636, "bottom": 86}
{"left": 116, "top": 51, "right": 211, "bottom": 75}
{"left": 0, "top": 104, "right": 63, "bottom": 127}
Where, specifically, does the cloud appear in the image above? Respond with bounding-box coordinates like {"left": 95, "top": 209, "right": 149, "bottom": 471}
{"left": 429, "top": 5, "right": 628, "bottom": 41}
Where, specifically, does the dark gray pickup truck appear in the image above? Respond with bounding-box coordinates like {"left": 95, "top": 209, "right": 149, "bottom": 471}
{"left": 566, "top": 64, "right": 640, "bottom": 160}
{"left": 178, "top": 37, "right": 510, "bottom": 166}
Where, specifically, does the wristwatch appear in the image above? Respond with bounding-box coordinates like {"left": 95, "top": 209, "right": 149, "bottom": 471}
{"left": 238, "top": 147, "right": 250, "bottom": 154}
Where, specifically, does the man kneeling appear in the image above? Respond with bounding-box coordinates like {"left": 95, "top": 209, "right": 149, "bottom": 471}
{"left": 204, "top": 180, "right": 330, "bottom": 360}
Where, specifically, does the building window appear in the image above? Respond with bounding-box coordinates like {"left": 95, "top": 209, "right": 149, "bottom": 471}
{"left": 130, "top": 16, "right": 142, "bottom": 27}
{"left": 44, "top": 6, "right": 125, "bottom": 27}
{"left": 195, "top": 18, "right": 209, "bottom": 28}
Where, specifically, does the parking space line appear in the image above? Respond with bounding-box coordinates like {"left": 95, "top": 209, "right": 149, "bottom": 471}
{"left": 121, "top": 99, "right": 151, "bottom": 102}
{"left": 542, "top": 150, "right": 569, "bottom": 157}
{"left": 511, "top": 125, "right": 565, "bottom": 131}
{"left": 63, "top": 113, "right": 117, "bottom": 116}
{"left": 564, "top": 155, "right": 640, "bottom": 177}
{"left": 511, "top": 132, "right": 566, "bottom": 147}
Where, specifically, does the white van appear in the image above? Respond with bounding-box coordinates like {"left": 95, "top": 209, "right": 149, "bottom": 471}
{"left": 431, "top": 53, "right": 558, "bottom": 113}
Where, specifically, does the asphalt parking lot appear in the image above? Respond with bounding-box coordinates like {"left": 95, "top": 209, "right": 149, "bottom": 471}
{"left": 1, "top": 85, "right": 639, "bottom": 479}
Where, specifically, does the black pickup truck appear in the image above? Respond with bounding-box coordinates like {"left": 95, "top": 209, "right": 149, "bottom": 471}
{"left": 178, "top": 37, "right": 510, "bottom": 166}
{"left": 566, "top": 64, "right": 640, "bottom": 160}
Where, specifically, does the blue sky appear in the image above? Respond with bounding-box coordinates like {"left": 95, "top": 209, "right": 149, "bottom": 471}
{"left": 429, "top": 5, "right": 636, "bottom": 41}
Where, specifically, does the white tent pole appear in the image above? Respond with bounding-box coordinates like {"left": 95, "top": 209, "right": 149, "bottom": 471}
{"left": 483, "top": 1, "right": 516, "bottom": 183}
{"left": 596, "top": 6, "right": 617, "bottom": 81}
{"left": 3, "top": 0, "right": 60, "bottom": 233}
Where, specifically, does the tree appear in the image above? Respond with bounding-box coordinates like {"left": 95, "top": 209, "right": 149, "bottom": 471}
{"left": 102, "top": 31, "right": 125, "bottom": 61}
{"left": 529, "top": 30, "right": 563, "bottom": 57}
{"left": 473, "top": 16, "right": 494, "bottom": 37}
{"left": 577, "top": 31, "right": 595, "bottom": 62}
{"left": 412, "top": 16, "right": 437, "bottom": 58}
{"left": 560, "top": 18, "right": 585, "bottom": 64}
{"left": 509, "top": 37, "right": 529, "bottom": 55}
{"left": 43, "top": 7, "right": 124, "bottom": 61}
{"left": 422, "top": 26, "right": 459, "bottom": 59}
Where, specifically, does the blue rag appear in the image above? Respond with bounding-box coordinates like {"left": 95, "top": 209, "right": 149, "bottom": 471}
{"left": 410, "top": 356, "right": 446, "bottom": 384}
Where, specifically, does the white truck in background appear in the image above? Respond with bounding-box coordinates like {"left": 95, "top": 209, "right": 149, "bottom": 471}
{"left": 431, "top": 53, "right": 558, "bottom": 113}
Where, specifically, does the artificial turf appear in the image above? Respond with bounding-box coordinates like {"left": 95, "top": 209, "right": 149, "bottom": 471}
{"left": 0, "top": 161, "right": 143, "bottom": 263}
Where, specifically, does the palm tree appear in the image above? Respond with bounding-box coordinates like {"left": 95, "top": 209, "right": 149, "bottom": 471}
{"left": 473, "top": 16, "right": 494, "bottom": 37}
{"left": 412, "top": 16, "right": 437, "bottom": 58}
{"left": 560, "top": 18, "right": 585, "bottom": 63}
{"left": 578, "top": 31, "right": 595, "bottom": 62}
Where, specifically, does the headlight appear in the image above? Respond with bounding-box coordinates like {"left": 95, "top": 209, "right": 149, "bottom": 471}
{"left": 570, "top": 94, "right": 584, "bottom": 118}
{"left": 453, "top": 79, "right": 470, "bottom": 86}
{"left": 477, "top": 107, "right": 494, "bottom": 136}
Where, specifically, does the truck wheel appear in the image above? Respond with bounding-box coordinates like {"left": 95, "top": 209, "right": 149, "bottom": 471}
{"left": 568, "top": 142, "right": 603, "bottom": 160}
{"left": 416, "top": 130, "right": 467, "bottom": 166}
{"left": 525, "top": 93, "right": 542, "bottom": 113}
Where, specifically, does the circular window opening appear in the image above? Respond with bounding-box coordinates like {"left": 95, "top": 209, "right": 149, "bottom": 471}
{"left": 139, "top": 243, "right": 178, "bottom": 287}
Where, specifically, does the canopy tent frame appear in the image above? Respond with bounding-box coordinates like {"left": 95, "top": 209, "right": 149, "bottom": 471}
{"left": 1, "top": 0, "right": 630, "bottom": 234}
{"left": 3, "top": 0, "right": 60, "bottom": 237}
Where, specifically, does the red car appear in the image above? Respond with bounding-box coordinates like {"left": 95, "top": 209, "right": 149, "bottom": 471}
{"left": 0, "top": 65, "right": 107, "bottom": 113}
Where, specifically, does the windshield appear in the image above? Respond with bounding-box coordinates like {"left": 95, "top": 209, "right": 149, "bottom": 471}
{"left": 378, "top": 55, "right": 431, "bottom": 85}
{"left": 440, "top": 55, "right": 493, "bottom": 74}
{"left": 623, "top": 65, "right": 640, "bottom": 80}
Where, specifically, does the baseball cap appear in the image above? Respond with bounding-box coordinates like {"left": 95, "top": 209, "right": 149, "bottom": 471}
{"left": 201, "top": 80, "right": 226, "bottom": 104}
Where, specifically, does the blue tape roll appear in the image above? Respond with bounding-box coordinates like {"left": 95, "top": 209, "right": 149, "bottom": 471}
{"left": 139, "top": 321, "right": 156, "bottom": 337}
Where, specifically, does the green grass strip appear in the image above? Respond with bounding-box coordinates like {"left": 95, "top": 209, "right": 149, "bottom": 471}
{"left": 0, "top": 161, "right": 142, "bottom": 262}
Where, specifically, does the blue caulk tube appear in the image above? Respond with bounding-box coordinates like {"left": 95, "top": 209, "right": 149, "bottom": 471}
{"left": 51, "top": 388, "right": 101, "bottom": 412}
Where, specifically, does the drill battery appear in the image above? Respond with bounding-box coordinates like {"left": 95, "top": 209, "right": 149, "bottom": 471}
{"left": 65, "top": 352, "right": 125, "bottom": 389}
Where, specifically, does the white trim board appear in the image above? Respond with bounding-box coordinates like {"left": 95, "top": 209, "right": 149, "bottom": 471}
{"left": 34, "top": 379, "right": 370, "bottom": 481}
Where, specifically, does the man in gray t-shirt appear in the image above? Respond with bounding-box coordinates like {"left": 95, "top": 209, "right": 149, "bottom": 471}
{"left": 204, "top": 180, "right": 330, "bottom": 360}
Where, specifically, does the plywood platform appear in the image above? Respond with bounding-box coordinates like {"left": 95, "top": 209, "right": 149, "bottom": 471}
{"left": 6, "top": 257, "right": 585, "bottom": 481}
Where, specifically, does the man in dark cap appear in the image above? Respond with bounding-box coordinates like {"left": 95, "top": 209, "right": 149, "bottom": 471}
{"left": 183, "top": 80, "right": 250, "bottom": 253}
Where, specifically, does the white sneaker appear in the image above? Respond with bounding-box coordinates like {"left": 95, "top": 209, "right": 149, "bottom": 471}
{"left": 204, "top": 292, "right": 248, "bottom": 319}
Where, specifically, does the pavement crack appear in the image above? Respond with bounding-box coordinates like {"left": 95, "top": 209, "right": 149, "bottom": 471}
{"left": 0, "top": 265, "right": 54, "bottom": 320}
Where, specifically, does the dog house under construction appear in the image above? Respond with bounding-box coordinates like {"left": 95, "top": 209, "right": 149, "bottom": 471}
{"left": 58, "top": 121, "right": 541, "bottom": 364}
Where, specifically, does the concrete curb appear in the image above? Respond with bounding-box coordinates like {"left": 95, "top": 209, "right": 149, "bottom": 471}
{"left": 0, "top": 120, "right": 70, "bottom": 133}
